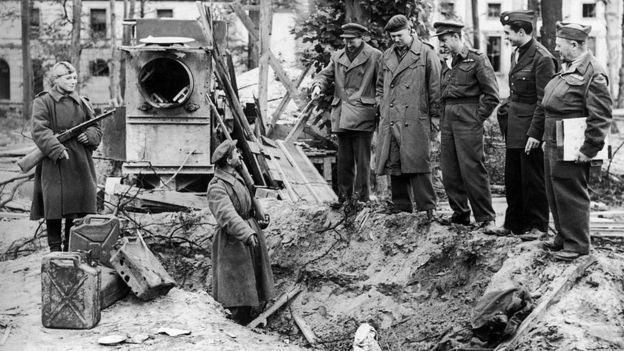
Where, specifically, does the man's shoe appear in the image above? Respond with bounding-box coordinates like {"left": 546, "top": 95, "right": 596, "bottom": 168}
{"left": 440, "top": 213, "right": 471, "bottom": 226}
{"left": 552, "top": 250, "right": 586, "bottom": 261}
{"left": 541, "top": 241, "right": 563, "bottom": 251}
{"left": 479, "top": 220, "right": 497, "bottom": 233}
{"left": 517, "top": 228, "right": 547, "bottom": 242}
{"left": 484, "top": 226, "right": 512, "bottom": 236}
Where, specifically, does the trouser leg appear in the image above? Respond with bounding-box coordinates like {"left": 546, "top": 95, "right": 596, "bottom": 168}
{"left": 390, "top": 174, "right": 412, "bottom": 212}
{"left": 63, "top": 218, "right": 74, "bottom": 252}
{"left": 46, "top": 219, "right": 62, "bottom": 252}
{"left": 503, "top": 148, "right": 524, "bottom": 233}
{"left": 353, "top": 132, "right": 373, "bottom": 201}
{"left": 522, "top": 147, "right": 548, "bottom": 232}
{"left": 545, "top": 143, "right": 563, "bottom": 248}
{"left": 229, "top": 306, "right": 253, "bottom": 325}
{"left": 441, "top": 130, "right": 470, "bottom": 219}
{"left": 336, "top": 133, "right": 355, "bottom": 202}
{"left": 409, "top": 173, "right": 437, "bottom": 211}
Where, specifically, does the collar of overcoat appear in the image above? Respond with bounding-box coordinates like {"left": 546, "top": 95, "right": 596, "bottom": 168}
{"left": 49, "top": 89, "right": 81, "bottom": 104}
{"left": 214, "top": 167, "right": 242, "bottom": 186}
{"left": 337, "top": 43, "right": 374, "bottom": 72}
{"left": 510, "top": 38, "right": 537, "bottom": 74}
{"left": 384, "top": 36, "right": 423, "bottom": 82}
{"left": 563, "top": 51, "right": 592, "bottom": 76}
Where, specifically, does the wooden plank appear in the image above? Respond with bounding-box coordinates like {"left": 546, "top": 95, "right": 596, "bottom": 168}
{"left": 293, "top": 143, "right": 337, "bottom": 202}
{"left": 267, "top": 65, "right": 312, "bottom": 137}
{"left": 284, "top": 101, "right": 315, "bottom": 143}
{"left": 277, "top": 141, "right": 321, "bottom": 202}
{"left": 229, "top": 2, "right": 305, "bottom": 109}
{"left": 258, "top": 0, "right": 271, "bottom": 126}
{"left": 494, "top": 256, "right": 599, "bottom": 351}
{"left": 113, "top": 183, "right": 208, "bottom": 210}
{"left": 292, "top": 311, "right": 317, "bottom": 346}
{"left": 248, "top": 285, "right": 302, "bottom": 328}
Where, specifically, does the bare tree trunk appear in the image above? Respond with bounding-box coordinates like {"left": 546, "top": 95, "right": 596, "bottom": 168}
{"left": 527, "top": 0, "right": 539, "bottom": 37}
{"left": 129, "top": 0, "right": 135, "bottom": 20}
{"left": 258, "top": 0, "right": 270, "bottom": 121}
{"left": 540, "top": 0, "right": 561, "bottom": 55}
{"left": 120, "top": 0, "right": 128, "bottom": 99}
{"left": 248, "top": 4, "right": 259, "bottom": 69}
{"left": 618, "top": 8, "right": 624, "bottom": 107}
{"left": 604, "top": 0, "right": 622, "bottom": 103}
{"left": 471, "top": 0, "right": 480, "bottom": 50}
{"left": 109, "top": 0, "right": 120, "bottom": 105}
{"left": 344, "top": 0, "right": 369, "bottom": 24}
{"left": 71, "top": 0, "right": 82, "bottom": 93}
{"left": 21, "top": 0, "right": 32, "bottom": 120}
{"left": 139, "top": 0, "right": 145, "bottom": 18}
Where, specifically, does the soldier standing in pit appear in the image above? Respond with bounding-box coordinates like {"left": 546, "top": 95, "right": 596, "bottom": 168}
{"left": 207, "top": 140, "right": 274, "bottom": 324}
{"left": 433, "top": 21, "right": 500, "bottom": 231}
{"left": 531, "top": 23, "right": 612, "bottom": 261}
{"left": 487, "top": 11, "right": 557, "bottom": 238}
{"left": 30, "top": 62, "right": 101, "bottom": 252}
{"left": 375, "top": 15, "right": 441, "bottom": 218}
{"left": 311, "top": 23, "right": 382, "bottom": 208}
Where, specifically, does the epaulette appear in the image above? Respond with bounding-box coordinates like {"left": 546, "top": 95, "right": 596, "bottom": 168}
{"left": 535, "top": 45, "right": 552, "bottom": 58}
{"left": 468, "top": 48, "right": 484, "bottom": 56}
{"left": 592, "top": 73, "right": 608, "bottom": 86}
{"left": 35, "top": 91, "right": 49, "bottom": 98}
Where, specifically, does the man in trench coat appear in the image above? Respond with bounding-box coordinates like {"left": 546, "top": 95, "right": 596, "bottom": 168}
{"left": 207, "top": 140, "right": 275, "bottom": 324}
{"left": 488, "top": 11, "right": 557, "bottom": 238}
{"left": 532, "top": 23, "right": 612, "bottom": 261}
{"left": 376, "top": 15, "right": 441, "bottom": 216}
{"left": 434, "top": 21, "right": 499, "bottom": 230}
{"left": 30, "top": 61, "right": 101, "bottom": 252}
{"left": 312, "top": 23, "right": 382, "bottom": 207}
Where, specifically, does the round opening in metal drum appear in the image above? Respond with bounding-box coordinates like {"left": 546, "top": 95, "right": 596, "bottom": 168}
{"left": 138, "top": 57, "right": 194, "bottom": 109}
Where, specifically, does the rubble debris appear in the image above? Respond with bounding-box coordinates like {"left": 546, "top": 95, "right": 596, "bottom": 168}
{"left": 353, "top": 323, "right": 381, "bottom": 351}
{"left": 291, "top": 311, "right": 317, "bottom": 346}
{"left": 156, "top": 327, "right": 191, "bottom": 337}
{"left": 97, "top": 334, "right": 127, "bottom": 345}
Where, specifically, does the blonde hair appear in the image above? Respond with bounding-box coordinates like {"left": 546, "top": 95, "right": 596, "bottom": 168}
{"left": 49, "top": 61, "right": 76, "bottom": 86}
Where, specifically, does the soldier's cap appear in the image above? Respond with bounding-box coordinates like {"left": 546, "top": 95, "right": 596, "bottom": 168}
{"left": 500, "top": 10, "right": 535, "bottom": 26}
{"left": 432, "top": 20, "right": 464, "bottom": 37}
{"left": 340, "top": 23, "right": 369, "bottom": 38}
{"left": 211, "top": 139, "right": 238, "bottom": 164}
{"left": 384, "top": 15, "right": 410, "bottom": 33}
{"left": 556, "top": 21, "right": 591, "bottom": 41}
{"left": 50, "top": 61, "right": 76, "bottom": 79}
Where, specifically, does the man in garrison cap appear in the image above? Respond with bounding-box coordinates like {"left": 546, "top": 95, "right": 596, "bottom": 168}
{"left": 29, "top": 61, "right": 101, "bottom": 252}
{"left": 311, "top": 23, "right": 382, "bottom": 209}
{"left": 433, "top": 20, "right": 499, "bottom": 231}
{"left": 530, "top": 22, "right": 612, "bottom": 261}
{"left": 375, "top": 14, "right": 441, "bottom": 218}
{"left": 207, "top": 139, "right": 275, "bottom": 324}
{"left": 486, "top": 11, "right": 558, "bottom": 239}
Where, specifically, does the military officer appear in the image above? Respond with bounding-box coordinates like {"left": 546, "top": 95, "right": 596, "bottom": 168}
{"left": 312, "top": 23, "right": 382, "bottom": 208}
{"left": 375, "top": 15, "right": 441, "bottom": 217}
{"left": 529, "top": 23, "right": 612, "bottom": 261}
{"left": 207, "top": 140, "right": 275, "bottom": 324}
{"left": 434, "top": 21, "right": 500, "bottom": 230}
{"left": 488, "top": 11, "right": 557, "bottom": 238}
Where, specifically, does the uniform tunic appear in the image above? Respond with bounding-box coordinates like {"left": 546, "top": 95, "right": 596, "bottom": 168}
{"left": 208, "top": 168, "right": 274, "bottom": 308}
{"left": 313, "top": 42, "right": 382, "bottom": 201}
{"left": 440, "top": 45, "right": 499, "bottom": 222}
{"left": 503, "top": 38, "right": 557, "bottom": 233}
{"left": 30, "top": 90, "right": 101, "bottom": 220}
{"left": 375, "top": 36, "right": 441, "bottom": 211}
{"left": 529, "top": 52, "right": 612, "bottom": 254}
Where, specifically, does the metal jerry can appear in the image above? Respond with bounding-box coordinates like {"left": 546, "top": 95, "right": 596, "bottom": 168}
{"left": 41, "top": 252, "right": 101, "bottom": 329}
{"left": 69, "top": 215, "right": 121, "bottom": 267}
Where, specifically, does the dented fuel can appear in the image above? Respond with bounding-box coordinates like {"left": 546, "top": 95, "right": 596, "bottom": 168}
{"left": 69, "top": 215, "right": 121, "bottom": 268}
{"left": 41, "top": 252, "right": 101, "bottom": 329}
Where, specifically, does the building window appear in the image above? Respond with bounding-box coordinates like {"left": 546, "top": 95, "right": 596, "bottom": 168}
{"left": 487, "top": 36, "right": 501, "bottom": 72}
{"left": 156, "top": 9, "right": 173, "bottom": 18}
{"left": 0, "top": 59, "right": 9, "bottom": 100}
{"left": 587, "top": 36, "right": 596, "bottom": 53}
{"left": 440, "top": 2, "right": 455, "bottom": 19}
{"left": 89, "top": 59, "right": 109, "bottom": 77}
{"left": 30, "top": 8, "right": 40, "bottom": 39}
{"left": 487, "top": 3, "right": 501, "bottom": 18}
{"left": 90, "top": 9, "right": 107, "bottom": 37}
{"left": 582, "top": 3, "right": 596, "bottom": 18}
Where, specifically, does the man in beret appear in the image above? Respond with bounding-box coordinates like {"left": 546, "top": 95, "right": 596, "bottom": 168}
{"left": 488, "top": 11, "right": 557, "bottom": 238}
{"left": 312, "top": 23, "right": 382, "bottom": 209}
{"left": 529, "top": 22, "right": 612, "bottom": 261}
{"left": 207, "top": 139, "right": 274, "bottom": 324}
{"left": 30, "top": 61, "right": 101, "bottom": 252}
{"left": 433, "top": 20, "right": 499, "bottom": 231}
{"left": 375, "top": 15, "right": 441, "bottom": 217}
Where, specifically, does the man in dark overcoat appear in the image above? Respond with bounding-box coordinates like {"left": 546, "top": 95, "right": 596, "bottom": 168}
{"left": 207, "top": 140, "right": 274, "bottom": 324}
{"left": 30, "top": 62, "right": 101, "bottom": 252}
{"left": 434, "top": 21, "right": 500, "bottom": 231}
{"left": 488, "top": 11, "right": 557, "bottom": 238}
{"left": 530, "top": 23, "right": 612, "bottom": 261}
{"left": 375, "top": 15, "right": 441, "bottom": 217}
{"left": 312, "top": 23, "right": 382, "bottom": 207}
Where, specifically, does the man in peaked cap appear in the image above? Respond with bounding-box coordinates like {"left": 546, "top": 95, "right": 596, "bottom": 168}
{"left": 487, "top": 11, "right": 557, "bottom": 239}
{"left": 529, "top": 22, "right": 612, "bottom": 261}
{"left": 207, "top": 139, "right": 274, "bottom": 324}
{"left": 375, "top": 14, "right": 441, "bottom": 218}
{"left": 311, "top": 22, "right": 382, "bottom": 209}
{"left": 433, "top": 20, "right": 500, "bottom": 231}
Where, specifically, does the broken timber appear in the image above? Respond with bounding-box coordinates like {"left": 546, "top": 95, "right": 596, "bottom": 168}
{"left": 247, "top": 285, "right": 303, "bottom": 329}
{"left": 494, "top": 255, "right": 599, "bottom": 351}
